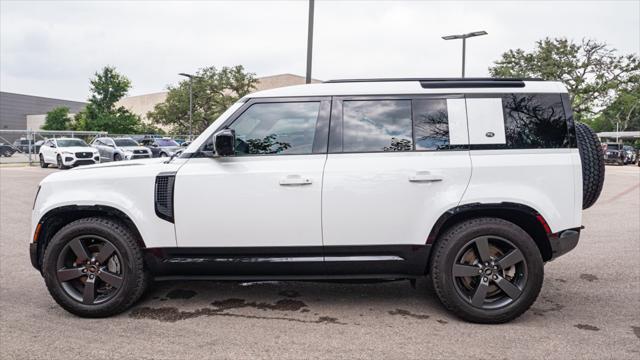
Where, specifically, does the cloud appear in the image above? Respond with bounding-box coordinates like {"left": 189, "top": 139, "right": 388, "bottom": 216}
{"left": 1, "top": 0, "right": 638, "bottom": 101}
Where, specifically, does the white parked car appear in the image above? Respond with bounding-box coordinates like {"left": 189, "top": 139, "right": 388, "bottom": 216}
{"left": 91, "top": 137, "right": 152, "bottom": 162}
{"left": 38, "top": 138, "right": 100, "bottom": 169}
{"left": 30, "top": 78, "right": 605, "bottom": 323}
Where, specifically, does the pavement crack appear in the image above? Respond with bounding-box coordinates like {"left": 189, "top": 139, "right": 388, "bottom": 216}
{"left": 388, "top": 309, "right": 429, "bottom": 319}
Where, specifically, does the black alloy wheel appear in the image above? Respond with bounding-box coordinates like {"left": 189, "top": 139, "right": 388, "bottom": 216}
{"left": 56, "top": 155, "right": 67, "bottom": 169}
{"left": 39, "top": 154, "right": 48, "bottom": 168}
{"left": 452, "top": 236, "right": 527, "bottom": 309}
{"left": 114, "top": 153, "right": 122, "bottom": 161}
{"left": 55, "top": 235, "right": 124, "bottom": 305}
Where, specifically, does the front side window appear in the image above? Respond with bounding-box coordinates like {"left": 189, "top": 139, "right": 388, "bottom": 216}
{"left": 229, "top": 102, "right": 320, "bottom": 155}
{"left": 413, "top": 99, "right": 449, "bottom": 150}
{"left": 502, "top": 94, "right": 568, "bottom": 149}
{"left": 342, "top": 100, "right": 412, "bottom": 152}
{"left": 156, "top": 139, "right": 178, "bottom": 147}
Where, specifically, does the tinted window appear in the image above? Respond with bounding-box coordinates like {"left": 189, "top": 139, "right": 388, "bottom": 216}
{"left": 114, "top": 138, "right": 139, "bottom": 147}
{"left": 230, "top": 102, "right": 320, "bottom": 155}
{"left": 156, "top": 139, "right": 178, "bottom": 147}
{"left": 342, "top": 100, "right": 412, "bottom": 152}
{"left": 502, "top": 94, "right": 568, "bottom": 149}
{"left": 56, "top": 139, "right": 88, "bottom": 147}
{"left": 413, "top": 99, "right": 449, "bottom": 150}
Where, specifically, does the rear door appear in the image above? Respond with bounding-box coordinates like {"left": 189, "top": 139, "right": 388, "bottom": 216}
{"left": 321, "top": 96, "right": 472, "bottom": 275}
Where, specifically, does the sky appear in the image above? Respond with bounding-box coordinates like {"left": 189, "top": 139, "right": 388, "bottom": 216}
{"left": 1, "top": 0, "right": 639, "bottom": 101}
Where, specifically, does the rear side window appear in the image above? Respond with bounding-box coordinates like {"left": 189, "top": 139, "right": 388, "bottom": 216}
{"left": 342, "top": 100, "right": 412, "bottom": 152}
{"left": 230, "top": 102, "right": 320, "bottom": 155}
{"left": 502, "top": 94, "right": 568, "bottom": 149}
{"left": 413, "top": 99, "right": 449, "bottom": 150}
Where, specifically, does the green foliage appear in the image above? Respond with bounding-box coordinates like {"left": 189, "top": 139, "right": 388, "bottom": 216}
{"left": 489, "top": 38, "right": 640, "bottom": 122}
{"left": 73, "top": 66, "right": 143, "bottom": 134}
{"left": 147, "top": 65, "right": 258, "bottom": 134}
{"left": 42, "top": 106, "right": 72, "bottom": 130}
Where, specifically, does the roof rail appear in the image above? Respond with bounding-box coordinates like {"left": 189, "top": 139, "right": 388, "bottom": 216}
{"left": 324, "top": 77, "right": 545, "bottom": 88}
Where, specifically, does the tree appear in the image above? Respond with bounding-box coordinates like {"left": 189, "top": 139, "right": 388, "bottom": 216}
{"left": 590, "top": 81, "right": 640, "bottom": 132}
{"left": 42, "top": 106, "right": 71, "bottom": 130}
{"left": 147, "top": 65, "right": 258, "bottom": 134}
{"left": 489, "top": 38, "right": 640, "bottom": 122}
{"left": 74, "top": 66, "right": 142, "bottom": 134}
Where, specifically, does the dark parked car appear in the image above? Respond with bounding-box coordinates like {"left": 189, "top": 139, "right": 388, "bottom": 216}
{"left": 603, "top": 143, "right": 625, "bottom": 165}
{"left": 139, "top": 137, "right": 181, "bottom": 158}
{"left": 0, "top": 144, "right": 17, "bottom": 157}
{"left": 12, "top": 139, "right": 42, "bottom": 153}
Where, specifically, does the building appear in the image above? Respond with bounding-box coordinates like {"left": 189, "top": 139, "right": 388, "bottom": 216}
{"left": 116, "top": 73, "right": 320, "bottom": 129}
{"left": 0, "top": 92, "right": 86, "bottom": 130}
{"left": 0, "top": 73, "right": 319, "bottom": 134}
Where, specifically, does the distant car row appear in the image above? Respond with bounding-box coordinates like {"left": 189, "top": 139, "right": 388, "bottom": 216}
{"left": 37, "top": 136, "right": 187, "bottom": 169}
{"left": 602, "top": 143, "right": 639, "bottom": 166}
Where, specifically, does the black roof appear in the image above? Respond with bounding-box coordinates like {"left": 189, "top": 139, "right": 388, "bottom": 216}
{"left": 324, "top": 77, "right": 545, "bottom": 89}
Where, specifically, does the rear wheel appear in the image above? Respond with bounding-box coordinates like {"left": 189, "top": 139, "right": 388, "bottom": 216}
{"left": 39, "top": 154, "right": 48, "bottom": 168}
{"left": 42, "top": 217, "right": 149, "bottom": 317}
{"left": 431, "top": 217, "right": 543, "bottom": 323}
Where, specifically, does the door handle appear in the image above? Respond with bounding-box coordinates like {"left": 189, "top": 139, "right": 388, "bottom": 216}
{"left": 279, "top": 175, "right": 312, "bottom": 186}
{"left": 408, "top": 172, "right": 443, "bottom": 183}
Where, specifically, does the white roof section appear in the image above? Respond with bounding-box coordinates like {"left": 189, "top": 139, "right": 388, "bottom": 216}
{"left": 248, "top": 80, "right": 567, "bottom": 98}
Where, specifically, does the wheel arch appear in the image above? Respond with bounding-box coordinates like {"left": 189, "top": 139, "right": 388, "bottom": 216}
{"left": 32, "top": 205, "right": 146, "bottom": 272}
{"left": 425, "top": 202, "right": 553, "bottom": 272}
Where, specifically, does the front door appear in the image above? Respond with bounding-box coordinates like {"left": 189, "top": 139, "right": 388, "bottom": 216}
{"left": 321, "top": 96, "right": 472, "bottom": 275}
{"left": 173, "top": 98, "right": 331, "bottom": 275}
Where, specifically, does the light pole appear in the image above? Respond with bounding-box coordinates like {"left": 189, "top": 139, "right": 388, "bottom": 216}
{"left": 305, "top": 0, "right": 315, "bottom": 84}
{"left": 441, "top": 31, "right": 488, "bottom": 78}
{"left": 178, "top": 73, "right": 196, "bottom": 140}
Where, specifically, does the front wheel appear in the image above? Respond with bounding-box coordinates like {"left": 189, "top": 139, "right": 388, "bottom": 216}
{"left": 42, "top": 217, "right": 149, "bottom": 317}
{"left": 159, "top": 152, "right": 168, "bottom": 158}
{"left": 39, "top": 155, "right": 48, "bottom": 168}
{"left": 56, "top": 155, "right": 67, "bottom": 169}
{"left": 114, "top": 153, "right": 122, "bottom": 161}
{"left": 430, "top": 217, "right": 543, "bottom": 323}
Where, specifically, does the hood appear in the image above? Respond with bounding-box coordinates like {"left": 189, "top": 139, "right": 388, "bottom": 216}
{"left": 119, "top": 146, "right": 150, "bottom": 152}
{"left": 73, "top": 157, "right": 166, "bottom": 170}
{"left": 58, "top": 146, "right": 98, "bottom": 153}
{"left": 159, "top": 146, "right": 182, "bottom": 152}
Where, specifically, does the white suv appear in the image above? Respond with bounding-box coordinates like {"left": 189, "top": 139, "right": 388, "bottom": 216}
{"left": 30, "top": 78, "right": 605, "bottom": 323}
{"left": 38, "top": 138, "right": 100, "bottom": 169}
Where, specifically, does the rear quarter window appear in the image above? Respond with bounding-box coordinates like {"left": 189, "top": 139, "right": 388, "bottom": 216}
{"left": 502, "top": 93, "right": 569, "bottom": 149}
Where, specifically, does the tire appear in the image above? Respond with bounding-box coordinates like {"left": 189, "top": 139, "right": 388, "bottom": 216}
{"left": 39, "top": 155, "right": 48, "bottom": 168}
{"left": 56, "top": 155, "right": 67, "bottom": 170}
{"left": 575, "top": 122, "right": 605, "bottom": 209}
{"left": 114, "top": 153, "right": 122, "bottom": 161}
{"left": 430, "top": 217, "right": 544, "bottom": 324}
{"left": 42, "top": 217, "right": 149, "bottom": 317}
{"left": 159, "top": 152, "right": 168, "bottom": 158}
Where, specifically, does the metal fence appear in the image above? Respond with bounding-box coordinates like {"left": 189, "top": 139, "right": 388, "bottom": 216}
{"left": 0, "top": 130, "right": 191, "bottom": 166}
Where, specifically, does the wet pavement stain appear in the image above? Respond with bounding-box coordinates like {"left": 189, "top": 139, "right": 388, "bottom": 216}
{"left": 531, "top": 299, "right": 564, "bottom": 316}
{"left": 632, "top": 326, "right": 640, "bottom": 339}
{"left": 278, "top": 290, "right": 301, "bottom": 298}
{"left": 211, "top": 298, "right": 308, "bottom": 312}
{"left": 388, "top": 309, "right": 429, "bottom": 320}
{"left": 580, "top": 273, "right": 599, "bottom": 282}
{"left": 554, "top": 278, "right": 567, "bottom": 283}
{"left": 166, "top": 289, "right": 197, "bottom": 300}
{"left": 574, "top": 324, "right": 600, "bottom": 331}
{"left": 437, "top": 319, "right": 448, "bottom": 324}
{"left": 129, "top": 307, "right": 346, "bottom": 325}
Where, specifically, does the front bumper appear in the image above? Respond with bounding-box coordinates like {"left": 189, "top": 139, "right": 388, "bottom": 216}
{"left": 548, "top": 228, "right": 580, "bottom": 260}
{"left": 61, "top": 154, "right": 100, "bottom": 167}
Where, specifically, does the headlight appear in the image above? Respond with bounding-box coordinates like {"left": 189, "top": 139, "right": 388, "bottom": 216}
{"left": 61, "top": 151, "right": 73, "bottom": 155}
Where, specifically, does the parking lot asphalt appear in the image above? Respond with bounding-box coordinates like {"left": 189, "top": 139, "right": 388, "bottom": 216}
{"left": 1, "top": 165, "right": 639, "bottom": 359}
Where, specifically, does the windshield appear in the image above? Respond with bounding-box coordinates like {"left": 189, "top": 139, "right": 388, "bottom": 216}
{"left": 607, "top": 144, "right": 621, "bottom": 150}
{"left": 56, "top": 139, "right": 88, "bottom": 147}
{"left": 156, "top": 139, "right": 178, "bottom": 147}
{"left": 114, "top": 138, "right": 139, "bottom": 147}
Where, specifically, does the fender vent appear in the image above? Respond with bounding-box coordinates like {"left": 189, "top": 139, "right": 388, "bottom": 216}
{"left": 155, "top": 172, "right": 176, "bottom": 223}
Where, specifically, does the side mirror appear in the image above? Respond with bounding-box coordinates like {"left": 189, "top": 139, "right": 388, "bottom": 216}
{"left": 213, "top": 129, "right": 235, "bottom": 157}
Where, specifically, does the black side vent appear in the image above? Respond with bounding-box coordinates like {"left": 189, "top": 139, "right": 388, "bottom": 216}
{"left": 155, "top": 172, "right": 176, "bottom": 223}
